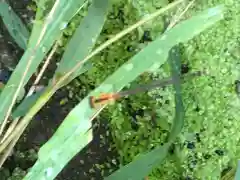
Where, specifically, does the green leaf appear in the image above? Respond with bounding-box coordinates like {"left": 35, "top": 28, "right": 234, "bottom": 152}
{"left": 0, "top": 83, "right": 4, "bottom": 93}
{"left": 12, "top": 60, "right": 91, "bottom": 119}
{"left": 156, "top": 116, "right": 170, "bottom": 130}
{"left": 221, "top": 167, "right": 235, "bottom": 180}
{"left": 34, "top": 0, "right": 55, "bottom": 21}
{"left": 24, "top": 128, "right": 93, "bottom": 180}
{"left": 167, "top": 45, "right": 185, "bottom": 142}
{"left": 0, "top": 2, "right": 30, "bottom": 49}
{"left": 17, "top": 86, "right": 26, "bottom": 102}
{"left": 54, "top": 0, "right": 110, "bottom": 86}
{"left": 105, "top": 45, "right": 184, "bottom": 180}
{"left": 0, "top": 0, "right": 86, "bottom": 123}
{"left": 235, "top": 161, "right": 240, "bottom": 180}
{"left": 24, "top": 5, "right": 224, "bottom": 179}
{"left": 105, "top": 143, "right": 170, "bottom": 180}
{"left": 12, "top": 90, "right": 45, "bottom": 119}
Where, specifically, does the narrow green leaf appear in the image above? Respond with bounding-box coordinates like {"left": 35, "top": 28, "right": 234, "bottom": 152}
{"left": 156, "top": 116, "right": 170, "bottom": 130}
{"left": 0, "top": 0, "right": 86, "bottom": 123}
{"left": 0, "top": 83, "right": 4, "bottom": 92}
{"left": 235, "top": 161, "right": 240, "bottom": 180}
{"left": 34, "top": 0, "right": 55, "bottom": 21}
{"left": 167, "top": 45, "right": 185, "bottom": 142}
{"left": 221, "top": 168, "right": 235, "bottom": 180}
{"left": 0, "top": 2, "right": 30, "bottom": 49}
{"left": 104, "top": 46, "right": 183, "bottom": 180}
{"left": 12, "top": 90, "right": 45, "bottom": 119}
{"left": 54, "top": 0, "right": 109, "bottom": 85}
{"left": 24, "top": 5, "right": 224, "bottom": 180}
{"left": 12, "top": 63, "right": 92, "bottom": 119}
{"left": 24, "top": 129, "right": 93, "bottom": 180}
{"left": 105, "top": 143, "right": 170, "bottom": 180}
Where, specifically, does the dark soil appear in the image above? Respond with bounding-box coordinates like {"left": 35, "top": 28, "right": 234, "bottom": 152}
{"left": 0, "top": 1, "right": 118, "bottom": 179}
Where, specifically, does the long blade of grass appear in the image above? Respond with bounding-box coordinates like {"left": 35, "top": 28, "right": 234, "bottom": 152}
{"left": 11, "top": 58, "right": 92, "bottom": 119}
{"left": 21, "top": 5, "right": 224, "bottom": 180}
{"left": 54, "top": 0, "right": 110, "bottom": 86}
{"left": 221, "top": 168, "right": 235, "bottom": 180}
{"left": 0, "top": 2, "right": 30, "bottom": 49}
{"left": 105, "top": 143, "right": 170, "bottom": 180}
{"left": 23, "top": 126, "right": 93, "bottom": 179}
{"left": 0, "top": 39, "right": 60, "bottom": 145}
{"left": 167, "top": 45, "right": 185, "bottom": 142}
{"left": 0, "top": 0, "right": 86, "bottom": 126}
{"left": 104, "top": 46, "right": 182, "bottom": 180}
{"left": 234, "top": 161, "right": 240, "bottom": 180}
{"left": 11, "top": 90, "right": 45, "bottom": 119}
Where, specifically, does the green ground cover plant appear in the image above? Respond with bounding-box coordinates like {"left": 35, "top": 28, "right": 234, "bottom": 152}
{"left": 106, "top": 0, "right": 240, "bottom": 179}
{"left": 0, "top": 0, "right": 239, "bottom": 179}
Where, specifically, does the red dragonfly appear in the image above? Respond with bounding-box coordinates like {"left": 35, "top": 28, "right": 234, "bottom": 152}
{"left": 90, "top": 71, "right": 202, "bottom": 108}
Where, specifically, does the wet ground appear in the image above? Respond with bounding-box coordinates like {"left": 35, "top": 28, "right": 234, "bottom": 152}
{"left": 0, "top": 1, "right": 118, "bottom": 179}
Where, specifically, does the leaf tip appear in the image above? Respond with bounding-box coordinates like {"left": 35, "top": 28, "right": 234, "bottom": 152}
{"left": 207, "top": 5, "right": 225, "bottom": 18}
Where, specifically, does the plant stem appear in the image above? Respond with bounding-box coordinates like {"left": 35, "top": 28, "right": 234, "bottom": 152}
{"left": 0, "top": 120, "right": 18, "bottom": 143}
{"left": 0, "top": 86, "right": 55, "bottom": 153}
{"left": 0, "top": 0, "right": 61, "bottom": 136}
{"left": 0, "top": 132, "right": 21, "bottom": 168}
{"left": 166, "top": 0, "right": 195, "bottom": 31}
{"left": 0, "top": 40, "right": 59, "bottom": 164}
{"left": 28, "top": 39, "right": 59, "bottom": 96}
{"left": 0, "top": 40, "right": 59, "bottom": 144}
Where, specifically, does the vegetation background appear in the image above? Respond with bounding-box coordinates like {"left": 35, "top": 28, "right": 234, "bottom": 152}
{"left": 0, "top": 0, "right": 239, "bottom": 179}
